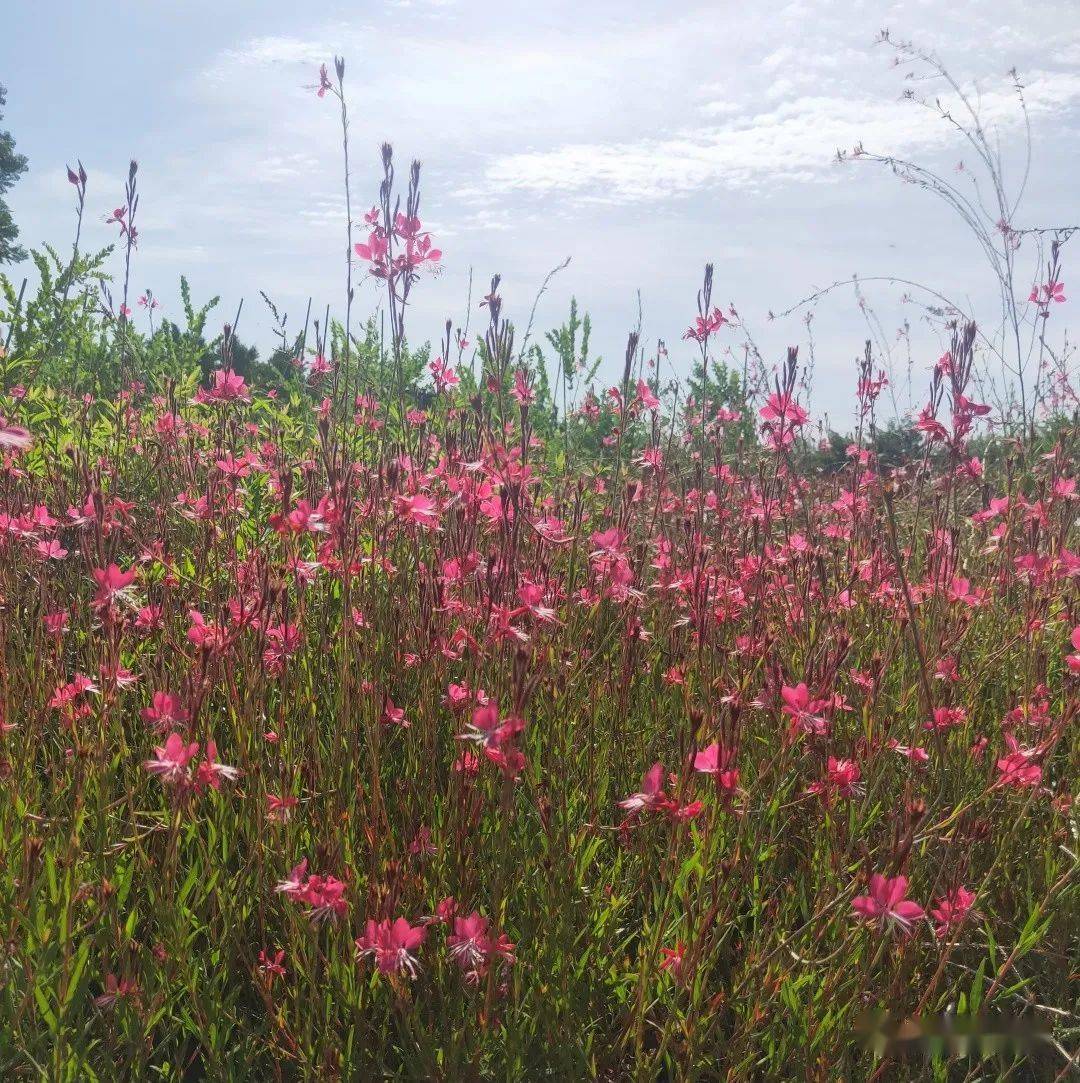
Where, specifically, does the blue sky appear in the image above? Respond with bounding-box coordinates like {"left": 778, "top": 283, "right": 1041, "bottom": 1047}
{"left": 3, "top": 0, "right": 1078, "bottom": 426}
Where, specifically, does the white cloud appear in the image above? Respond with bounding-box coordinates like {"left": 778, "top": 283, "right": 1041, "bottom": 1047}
{"left": 476, "top": 71, "right": 1080, "bottom": 203}
{"left": 212, "top": 34, "right": 348, "bottom": 73}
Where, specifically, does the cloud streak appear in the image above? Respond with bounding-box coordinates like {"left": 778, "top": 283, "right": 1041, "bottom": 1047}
{"left": 477, "top": 71, "right": 1080, "bottom": 203}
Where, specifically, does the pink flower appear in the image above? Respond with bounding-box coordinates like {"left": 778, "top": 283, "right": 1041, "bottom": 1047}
{"left": 429, "top": 356, "right": 459, "bottom": 392}
{"left": 257, "top": 948, "right": 286, "bottom": 981}
{"left": 187, "top": 610, "right": 226, "bottom": 652}
{"left": 459, "top": 703, "right": 524, "bottom": 752}
{"left": 316, "top": 63, "right": 333, "bottom": 98}
{"left": 925, "top": 706, "right": 967, "bottom": 732}
{"left": 683, "top": 307, "right": 727, "bottom": 342}
{"left": 143, "top": 733, "right": 199, "bottom": 785}
{"left": 275, "top": 861, "right": 347, "bottom": 922}
{"left": 382, "top": 698, "right": 409, "bottom": 728}
{"left": 94, "top": 973, "right": 138, "bottom": 1009}
{"left": 446, "top": 911, "right": 515, "bottom": 979}
{"left": 0, "top": 420, "right": 32, "bottom": 451}
{"left": 356, "top": 917, "right": 426, "bottom": 978}
{"left": 509, "top": 370, "right": 536, "bottom": 406}
{"left": 446, "top": 911, "right": 491, "bottom": 970}
{"left": 994, "top": 735, "right": 1042, "bottom": 789}
{"left": 659, "top": 941, "right": 687, "bottom": 982}
{"left": 408, "top": 825, "right": 436, "bottom": 857}
{"left": 780, "top": 682, "right": 828, "bottom": 737}
{"left": 692, "top": 742, "right": 739, "bottom": 793}
{"left": 195, "top": 740, "right": 239, "bottom": 791}
{"left": 618, "top": 762, "right": 667, "bottom": 813}
{"left": 395, "top": 492, "right": 440, "bottom": 530}
{"left": 194, "top": 368, "right": 250, "bottom": 406}
{"left": 1029, "top": 281, "right": 1066, "bottom": 306}
{"left": 266, "top": 794, "right": 299, "bottom": 823}
{"left": 91, "top": 563, "right": 137, "bottom": 606}
{"left": 36, "top": 538, "right": 68, "bottom": 561}
{"left": 1067, "top": 625, "right": 1080, "bottom": 674}
{"left": 354, "top": 231, "right": 389, "bottom": 265}
{"left": 444, "top": 682, "right": 471, "bottom": 709}
{"left": 851, "top": 874, "right": 925, "bottom": 932}
{"left": 760, "top": 391, "right": 808, "bottom": 428}
{"left": 929, "top": 886, "right": 977, "bottom": 939}
{"left": 947, "top": 578, "right": 987, "bottom": 607}
{"left": 887, "top": 739, "right": 930, "bottom": 765}
{"left": 141, "top": 692, "right": 189, "bottom": 731}
{"left": 298, "top": 874, "right": 348, "bottom": 922}
{"left": 807, "top": 756, "right": 862, "bottom": 800}
{"left": 275, "top": 860, "right": 309, "bottom": 898}
{"left": 431, "top": 896, "right": 457, "bottom": 924}
{"left": 636, "top": 379, "right": 660, "bottom": 411}
{"left": 668, "top": 799, "right": 704, "bottom": 821}
{"left": 453, "top": 749, "right": 480, "bottom": 775}
{"left": 517, "top": 581, "right": 559, "bottom": 623}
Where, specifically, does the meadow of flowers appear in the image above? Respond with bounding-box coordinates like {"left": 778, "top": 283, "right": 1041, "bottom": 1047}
{"left": 0, "top": 55, "right": 1078, "bottom": 1083}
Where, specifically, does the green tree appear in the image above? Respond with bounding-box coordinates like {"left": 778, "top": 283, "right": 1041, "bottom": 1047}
{"left": 687, "top": 357, "right": 754, "bottom": 447}
{"left": 0, "top": 85, "right": 29, "bottom": 264}
{"left": 545, "top": 297, "right": 601, "bottom": 417}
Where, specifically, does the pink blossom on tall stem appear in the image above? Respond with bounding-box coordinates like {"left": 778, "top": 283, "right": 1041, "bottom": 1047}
{"left": 93, "top": 973, "right": 139, "bottom": 1009}
{"left": 274, "top": 860, "right": 309, "bottom": 898}
{"left": 887, "top": 740, "right": 930, "bottom": 764}
{"left": 1067, "top": 626, "right": 1080, "bottom": 674}
{"left": 692, "top": 742, "right": 739, "bottom": 794}
{"left": 36, "top": 539, "right": 68, "bottom": 561}
{"left": 618, "top": 762, "right": 667, "bottom": 813}
{"left": 257, "top": 949, "right": 287, "bottom": 983}
{"left": 395, "top": 492, "right": 440, "bottom": 531}
{"left": 194, "top": 368, "right": 250, "bottom": 406}
{"left": 91, "top": 564, "right": 137, "bottom": 607}
{"left": 1028, "top": 281, "right": 1066, "bottom": 306}
{"left": 266, "top": 794, "right": 299, "bottom": 823}
{"left": 851, "top": 874, "right": 925, "bottom": 933}
{"left": 659, "top": 941, "right": 687, "bottom": 983}
{"left": 780, "top": 683, "right": 828, "bottom": 737}
{"left": 429, "top": 356, "right": 459, "bottom": 392}
{"left": 195, "top": 740, "right": 239, "bottom": 791}
{"left": 140, "top": 692, "right": 189, "bottom": 730}
{"left": 446, "top": 911, "right": 515, "bottom": 978}
{"left": 275, "top": 861, "right": 347, "bottom": 922}
{"left": 143, "top": 733, "right": 199, "bottom": 785}
{"left": 929, "top": 887, "right": 977, "bottom": 939}
{"left": 356, "top": 917, "right": 426, "bottom": 978}
{"left": 0, "top": 419, "right": 32, "bottom": 450}
{"left": 298, "top": 875, "right": 348, "bottom": 923}
{"left": 994, "top": 735, "right": 1042, "bottom": 789}
{"left": 759, "top": 391, "right": 808, "bottom": 429}
{"left": 510, "top": 370, "right": 536, "bottom": 406}
{"left": 382, "top": 698, "right": 409, "bottom": 728}
{"left": 807, "top": 756, "right": 863, "bottom": 800}
{"left": 315, "top": 63, "right": 333, "bottom": 98}
{"left": 683, "top": 307, "right": 727, "bottom": 342}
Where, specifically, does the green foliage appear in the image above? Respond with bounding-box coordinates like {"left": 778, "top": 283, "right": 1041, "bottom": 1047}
{"left": 687, "top": 357, "right": 754, "bottom": 447}
{"left": 810, "top": 419, "right": 925, "bottom": 474}
{"left": 545, "top": 296, "right": 602, "bottom": 397}
{"left": 1, "top": 243, "right": 113, "bottom": 392}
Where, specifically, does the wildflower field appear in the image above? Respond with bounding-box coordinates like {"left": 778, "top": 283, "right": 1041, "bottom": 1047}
{"left": 0, "top": 48, "right": 1078, "bottom": 1083}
